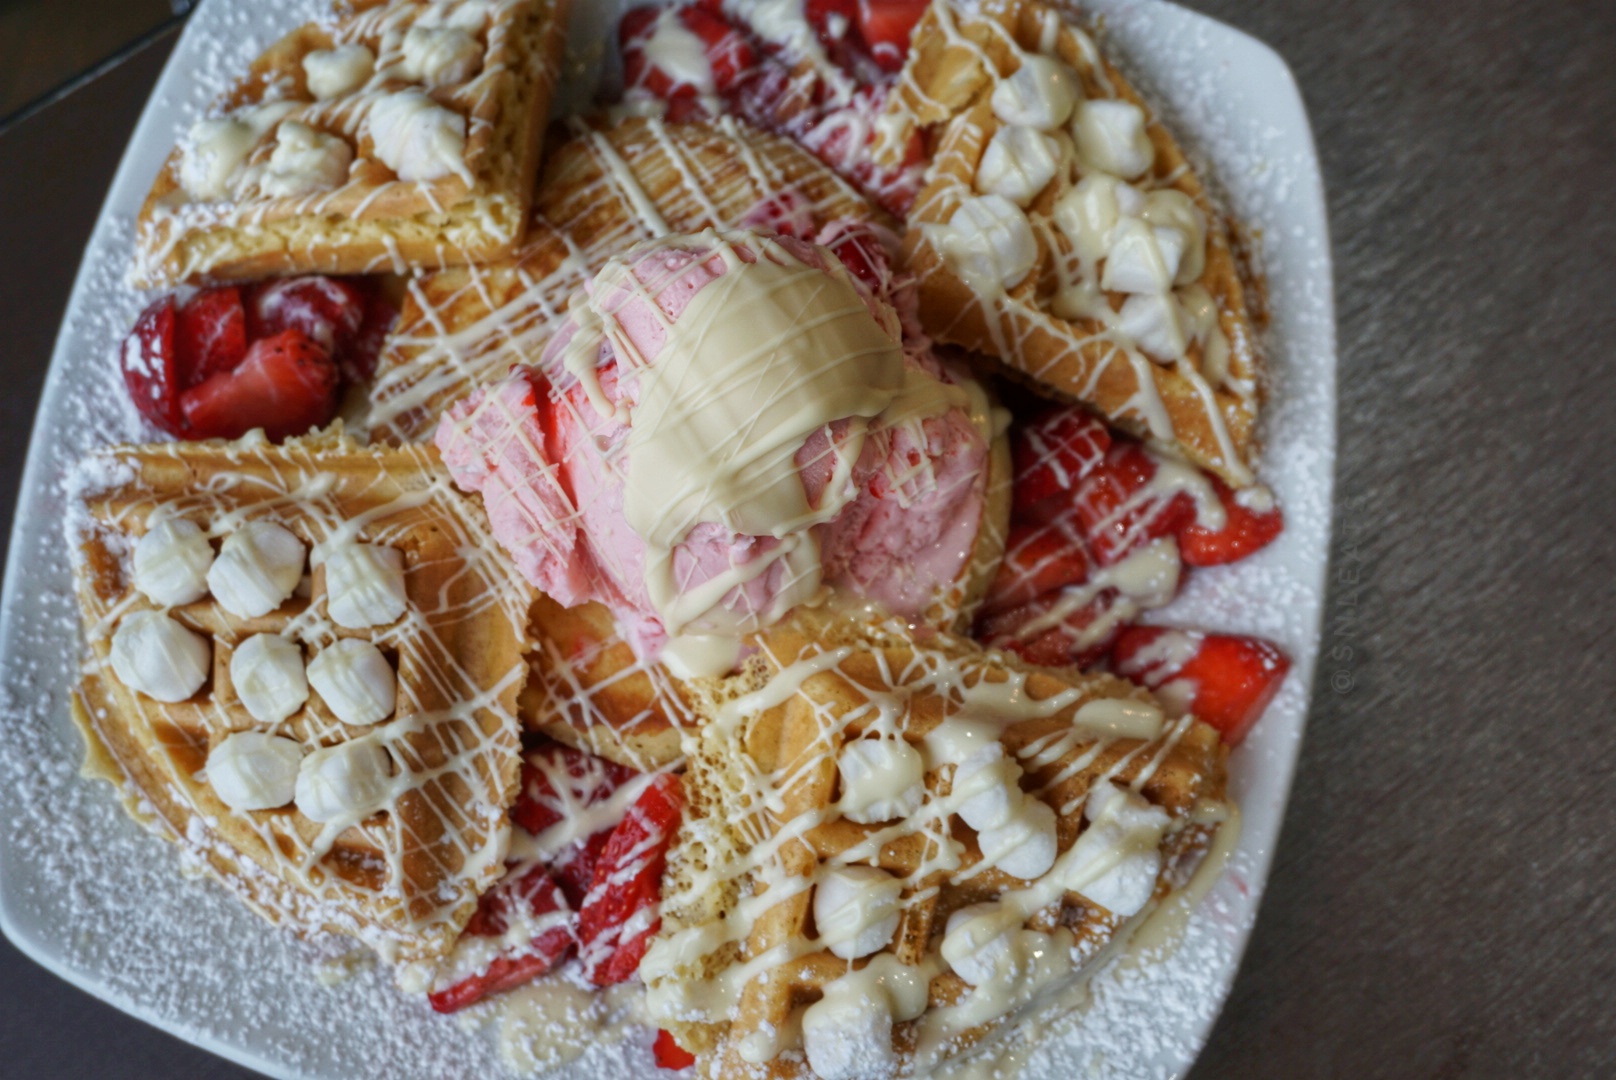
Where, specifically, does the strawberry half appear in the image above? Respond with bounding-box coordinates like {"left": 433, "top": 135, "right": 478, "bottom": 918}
{"left": 120, "top": 295, "right": 184, "bottom": 436}
{"left": 976, "top": 588, "right": 1121, "bottom": 670}
{"left": 175, "top": 285, "right": 248, "bottom": 386}
{"left": 179, "top": 329, "right": 339, "bottom": 442}
{"left": 1012, "top": 406, "right": 1112, "bottom": 521}
{"left": 741, "top": 189, "right": 820, "bottom": 239}
{"left": 622, "top": 4, "right": 755, "bottom": 98}
{"left": 653, "top": 1029, "right": 697, "bottom": 1071}
{"left": 1110, "top": 627, "right": 1291, "bottom": 746}
{"left": 856, "top": 0, "right": 929, "bottom": 71}
{"left": 246, "top": 276, "right": 367, "bottom": 359}
{"left": 981, "top": 518, "right": 1093, "bottom": 617}
{"left": 428, "top": 868, "right": 576, "bottom": 1014}
{"left": 820, "top": 219, "right": 894, "bottom": 295}
{"left": 512, "top": 742, "right": 637, "bottom": 907}
{"left": 1176, "top": 478, "right": 1284, "bottom": 567}
{"left": 1072, "top": 443, "right": 1198, "bottom": 566}
{"left": 578, "top": 772, "right": 685, "bottom": 986}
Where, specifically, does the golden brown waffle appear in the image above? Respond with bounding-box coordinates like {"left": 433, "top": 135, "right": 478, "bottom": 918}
{"left": 70, "top": 431, "right": 535, "bottom": 964}
{"left": 885, "top": 0, "right": 1264, "bottom": 486}
{"left": 646, "top": 616, "right": 1227, "bottom": 1077}
{"left": 134, "top": 0, "right": 569, "bottom": 286}
{"left": 363, "top": 115, "right": 885, "bottom": 444}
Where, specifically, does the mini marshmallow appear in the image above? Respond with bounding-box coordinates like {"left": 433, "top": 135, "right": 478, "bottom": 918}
{"left": 1140, "top": 189, "right": 1207, "bottom": 285}
{"left": 1065, "top": 782, "right": 1171, "bottom": 917}
{"left": 132, "top": 518, "right": 214, "bottom": 607}
{"left": 178, "top": 120, "right": 256, "bottom": 201}
{"left": 258, "top": 121, "right": 353, "bottom": 198}
{"left": 307, "top": 639, "right": 396, "bottom": 726}
{"left": 416, "top": 0, "right": 494, "bottom": 32}
{"left": 975, "top": 125, "right": 1062, "bottom": 207}
{"left": 952, "top": 743, "right": 1024, "bottom": 833}
{"left": 801, "top": 983, "right": 897, "bottom": 1080}
{"left": 941, "top": 903, "right": 1017, "bottom": 986}
{"left": 109, "top": 611, "right": 211, "bottom": 703}
{"left": 814, "top": 865, "right": 903, "bottom": 960}
{"left": 368, "top": 89, "right": 468, "bottom": 183}
{"left": 294, "top": 739, "right": 394, "bottom": 823}
{"left": 230, "top": 633, "right": 309, "bottom": 724}
{"left": 401, "top": 25, "right": 483, "bottom": 87}
{"left": 1052, "top": 172, "right": 1144, "bottom": 263}
{"left": 323, "top": 542, "right": 407, "bottom": 629}
{"left": 206, "top": 731, "right": 303, "bottom": 811}
{"left": 302, "top": 43, "right": 375, "bottom": 99}
{"left": 976, "top": 798, "right": 1058, "bottom": 881}
{"left": 837, "top": 738, "right": 925, "bottom": 824}
{"left": 1071, "top": 99, "right": 1155, "bottom": 180}
{"left": 1101, "top": 218, "right": 1187, "bottom": 295}
{"left": 991, "top": 54, "right": 1079, "bottom": 130}
{"left": 1117, "top": 292, "right": 1188, "bottom": 362}
{"left": 208, "top": 521, "right": 306, "bottom": 619}
{"left": 934, "top": 194, "right": 1037, "bottom": 293}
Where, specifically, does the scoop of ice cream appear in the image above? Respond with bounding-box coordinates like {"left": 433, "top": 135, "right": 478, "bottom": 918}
{"left": 438, "top": 223, "right": 991, "bottom": 667}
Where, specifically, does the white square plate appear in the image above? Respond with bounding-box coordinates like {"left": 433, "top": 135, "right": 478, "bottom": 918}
{"left": 0, "top": 2, "right": 1334, "bottom": 1077}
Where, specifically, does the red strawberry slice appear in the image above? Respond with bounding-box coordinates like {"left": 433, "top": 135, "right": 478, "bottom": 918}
{"left": 741, "top": 189, "right": 820, "bottom": 239}
{"left": 806, "top": 0, "right": 859, "bottom": 48}
{"left": 622, "top": 4, "right": 755, "bottom": 98}
{"left": 977, "top": 589, "right": 1121, "bottom": 670}
{"left": 982, "top": 518, "right": 1093, "bottom": 617}
{"left": 513, "top": 742, "right": 639, "bottom": 907}
{"left": 654, "top": 1029, "right": 697, "bottom": 1071}
{"left": 120, "top": 295, "right": 184, "bottom": 436}
{"left": 428, "top": 869, "right": 576, "bottom": 1014}
{"left": 1012, "top": 406, "right": 1112, "bottom": 522}
{"left": 856, "top": 0, "right": 929, "bottom": 71}
{"left": 1072, "top": 443, "right": 1198, "bottom": 566}
{"left": 820, "top": 219, "right": 894, "bottom": 295}
{"left": 1110, "top": 627, "right": 1291, "bottom": 746}
{"left": 179, "top": 329, "right": 339, "bottom": 442}
{"left": 344, "top": 288, "right": 398, "bottom": 384}
{"left": 1176, "top": 478, "right": 1284, "bottom": 567}
{"left": 578, "top": 773, "right": 685, "bottom": 986}
{"left": 246, "top": 276, "right": 366, "bottom": 358}
{"left": 175, "top": 286, "right": 248, "bottom": 386}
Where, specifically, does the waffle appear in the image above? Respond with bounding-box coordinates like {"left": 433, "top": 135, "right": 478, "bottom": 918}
{"left": 69, "top": 430, "right": 535, "bottom": 964}
{"left": 645, "top": 615, "right": 1227, "bottom": 1077}
{"left": 364, "top": 115, "right": 884, "bottom": 444}
{"left": 134, "top": 0, "right": 569, "bottom": 287}
{"left": 884, "top": 0, "right": 1264, "bottom": 486}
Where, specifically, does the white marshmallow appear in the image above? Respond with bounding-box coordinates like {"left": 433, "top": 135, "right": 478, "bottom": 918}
{"left": 401, "top": 25, "right": 483, "bottom": 87}
{"left": 975, "top": 125, "right": 1062, "bottom": 207}
{"left": 1071, "top": 99, "right": 1155, "bottom": 180}
{"left": 302, "top": 44, "right": 375, "bottom": 99}
{"left": 229, "top": 633, "right": 309, "bottom": 724}
{"left": 801, "top": 983, "right": 897, "bottom": 1080}
{"left": 208, "top": 521, "right": 306, "bottom": 619}
{"left": 294, "top": 739, "right": 394, "bottom": 823}
{"left": 933, "top": 194, "right": 1037, "bottom": 293}
{"left": 814, "top": 865, "right": 903, "bottom": 960}
{"left": 941, "top": 904, "right": 1017, "bottom": 986}
{"left": 179, "top": 102, "right": 297, "bottom": 199}
{"left": 952, "top": 743, "right": 1023, "bottom": 833}
{"left": 1065, "top": 782, "right": 1171, "bottom": 918}
{"left": 132, "top": 518, "right": 214, "bottom": 607}
{"left": 1052, "top": 172, "right": 1144, "bottom": 263}
{"left": 1101, "top": 218, "right": 1187, "bottom": 295}
{"left": 1117, "top": 292, "right": 1188, "bottom": 362}
{"left": 416, "top": 0, "right": 494, "bottom": 32}
{"left": 368, "top": 89, "right": 468, "bottom": 183}
{"left": 109, "top": 611, "right": 211, "bottom": 703}
{"left": 1140, "top": 189, "right": 1207, "bottom": 285}
{"left": 307, "top": 639, "right": 396, "bottom": 726}
{"left": 258, "top": 121, "right": 353, "bottom": 198}
{"left": 205, "top": 731, "right": 303, "bottom": 811}
{"left": 323, "top": 543, "right": 407, "bottom": 629}
{"left": 837, "top": 738, "right": 925, "bottom": 824}
{"left": 991, "top": 54, "right": 1079, "bottom": 130}
{"left": 976, "top": 798, "right": 1058, "bottom": 880}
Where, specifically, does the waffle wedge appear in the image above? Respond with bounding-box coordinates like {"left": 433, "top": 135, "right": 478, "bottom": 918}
{"left": 69, "top": 431, "right": 535, "bottom": 964}
{"left": 645, "top": 616, "right": 1227, "bottom": 1078}
{"left": 885, "top": 0, "right": 1264, "bottom": 486}
{"left": 134, "top": 0, "right": 569, "bottom": 286}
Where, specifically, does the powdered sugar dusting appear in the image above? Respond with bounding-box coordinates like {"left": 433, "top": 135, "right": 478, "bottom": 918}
{"left": 0, "top": 1, "right": 1333, "bottom": 1078}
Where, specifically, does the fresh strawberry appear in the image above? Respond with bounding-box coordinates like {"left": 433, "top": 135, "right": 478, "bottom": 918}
{"left": 179, "top": 329, "right": 339, "bottom": 442}
{"left": 120, "top": 295, "right": 184, "bottom": 436}
{"left": 806, "top": 0, "right": 860, "bottom": 47}
{"left": 1011, "top": 406, "right": 1112, "bottom": 521}
{"left": 741, "top": 189, "right": 819, "bottom": 239}
{"left": 246, "top": 276, "right": 366, "bottom": 358}
{"left": 175, "top": 286, "right": 248, "bottom": 386}
{"left": 344, "top": 288, "right": 398, "bottom": 384}
{"left": 1176, "top": 478, "right": 1284, "bottom": 567}
{"left": 622, "top": 4, "right": 755, "bottom": 97}
{"left": 1072, "top": 443, "right": 1198, "bottom": 566}
{"left": 820, "top": 219, "right": 893, "bottom": 294}
{"left": 977, "top": 588, "right": 1121, "bottom": 670}
{"left": 653, "top": 1029, "right": 697, "bottom": 1071}
{"left": 856, "top": 0, "right": 929, "bottom": 71}
{"left": 578, "top": 773, "right": 684, "bottom": 986}
{"left": 981, "top": 518, "right": 1093, "bottom": 616}
{"left": 1110, "top": 627, "right": 1291, "bottom": 745}
{"left": 512, "top": 742, "right": 639, "bottom": 907}
{"left": 428, "top": 869, "right": 575, "bottom": 1014}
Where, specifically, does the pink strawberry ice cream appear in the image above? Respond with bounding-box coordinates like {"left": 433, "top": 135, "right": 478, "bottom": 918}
{"left": 437, "top": 219, "right": 991, "bottom": 666}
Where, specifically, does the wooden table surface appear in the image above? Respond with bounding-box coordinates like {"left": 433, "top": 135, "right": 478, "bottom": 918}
{"left": 2, "top": 2, "right": 1613, "bottom": 1076}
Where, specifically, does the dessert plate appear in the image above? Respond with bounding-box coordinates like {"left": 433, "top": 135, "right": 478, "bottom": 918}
{"left": 0, "top": 1, "right": 1334, "bottom": 1077}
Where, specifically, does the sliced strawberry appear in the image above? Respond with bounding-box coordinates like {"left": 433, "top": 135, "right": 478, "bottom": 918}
{"left": 429, "top": 869, "right": 575, "bottom": 1014}
{"left": 1011, "top": 406, "right": 1112, "bottom": 521}
{"left": 246, "top": 276, "right": 366, "bottom": 358}
{"left": 344, "top": 289, "right": 398, "bottom": 384}
{"left": 982, "top": 518, "right": 1093, "bottom": 617}
{"left": 820, "top": 219, "right": 893, "bottom": 295}
{"left": 1110, "top": 627, "right": 1291, "bottom": 746}
{"left": 1072, "top": 443, "right": 1197, "bottom": 566}
{"left": 175, "top": 286, "right": 248, "bottom": 386}
{"left": 977, "top": 589, "right": 1121, "bottom": 670}
{"left": 120, "top": 295, "right": 184, "bottom": 436}
{"left": 856, "top": 0, "right": 929, "bottom": 71}
{"left": 684, "top": 6, "right": 756, "bottom": 92}
{"left": 622, "top": 4, "right": 755, "bottom": 98}
{"left": 806, "top": 0, "right": 860, "bottom": 47}
{"left": 1176, "top": 478, "right": 1284, "bottom": 567}
{"left": 654, "top": 1029, "right": 697, "bottom": 1071}
{"left": 578, "top": 773, "right": 684, "bottom": 986}
{"left": 178, "top": 329, "right": 339, "bottom": 442}
{"left": 511, "top": 742, "right": 638, "bottom": 836}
